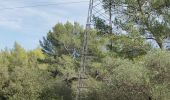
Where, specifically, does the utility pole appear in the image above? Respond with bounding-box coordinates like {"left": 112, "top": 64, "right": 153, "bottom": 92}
{"left": 76, "top": 0, "right": 93, "bottom": 100}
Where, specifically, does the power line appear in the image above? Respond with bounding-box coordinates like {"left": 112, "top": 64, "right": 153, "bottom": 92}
{"left": 0, "top": 1, "right": 88, "bottom": 10}
{"left": 1, "top": 0, "right": 73, "bottom": 5}
{"left": 93, "top": 8, "right": 109, "bottom": 20}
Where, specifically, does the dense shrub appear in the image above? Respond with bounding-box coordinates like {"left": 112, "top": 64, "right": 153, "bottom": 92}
{"left": 143, "top": 50, "right": 170, "bottom": 100}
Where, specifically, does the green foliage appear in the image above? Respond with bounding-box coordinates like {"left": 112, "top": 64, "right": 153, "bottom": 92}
{"left": 39, "top": 22, "right": 84, "bottom": 80}
{"left": 93, "top": 16, "right": 111, "bottom": 34}
{"left": 10, "top": 42, "right": 28, "bottom": 66}
{"left": 1, "top": 21, "right": 170, "bottom": 100}
{"left": 0, "top": 43, "right": 71, "bottom": 100}
{"left": 40, "top": 22, "right": 83, "bottom": 57}
{"left": 86, "top": 58, "right": 151, "bottom": 100}
{"left": 39, "top": 78, "right": 73, "bottom": 100}
{"left": 111, "top": 33, "right": 150, "bottom": 59}
{"left": 102, "top": 0, "right": 170, "bottom": 49}
{"left": 143, "top": 50, "right": 170, "bottom": 100}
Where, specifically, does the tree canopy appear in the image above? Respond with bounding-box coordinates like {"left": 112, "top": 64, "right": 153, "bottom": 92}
{"left": 1, "top": 1, "right": 170, "bottom": 99}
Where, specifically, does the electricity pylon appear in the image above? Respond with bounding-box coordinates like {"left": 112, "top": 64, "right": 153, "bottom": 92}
{"left": 76, "top": 0, "right": 93, "bottom": 99}
{"left": 76, "top": 0, "right": 113, "bottom": 100}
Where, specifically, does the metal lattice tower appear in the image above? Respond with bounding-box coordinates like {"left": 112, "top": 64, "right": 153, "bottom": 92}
{"left": 76, "top": 0, "right": 113, "bottom": 100}
{"left": 76, "top": 0, "right": 93, "bottom": 99}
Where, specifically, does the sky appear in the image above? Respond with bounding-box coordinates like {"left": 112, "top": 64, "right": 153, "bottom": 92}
{"left": 0, "top": 0, "right": 89, "bottom": 50}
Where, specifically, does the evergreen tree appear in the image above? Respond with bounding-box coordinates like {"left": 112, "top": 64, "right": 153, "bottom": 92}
{"left": 102, "top": 0, "right": 170, "bottom": 49}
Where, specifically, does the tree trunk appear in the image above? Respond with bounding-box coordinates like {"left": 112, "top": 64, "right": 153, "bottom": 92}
{"left": 156, "top": 38, "right": 163, "bottom": 49}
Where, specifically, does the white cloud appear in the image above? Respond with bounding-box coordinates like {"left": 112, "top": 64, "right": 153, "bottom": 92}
{"left": 0, "top": 0, "right": 89, "bottom": 49}
{"left": 0, "top": 0, "right": 88, "bottom": 31}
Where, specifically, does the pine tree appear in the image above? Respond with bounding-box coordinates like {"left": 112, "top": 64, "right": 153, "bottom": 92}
{"left": 101, "top": 0, "right": 170, "bottom": 49}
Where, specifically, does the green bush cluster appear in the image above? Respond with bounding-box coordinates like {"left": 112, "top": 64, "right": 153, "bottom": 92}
{"left": 1, "top": 22, "right": 170, "bottom": 100}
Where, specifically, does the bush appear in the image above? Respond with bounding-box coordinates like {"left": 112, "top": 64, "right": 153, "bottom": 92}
{"left": 143, "top": 50, "right": 170, "bottom": 100}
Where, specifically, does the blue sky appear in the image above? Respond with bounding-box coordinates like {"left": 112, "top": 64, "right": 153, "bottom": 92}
{"left": 0, "top": 0, "right": 89, "bottom": 50}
